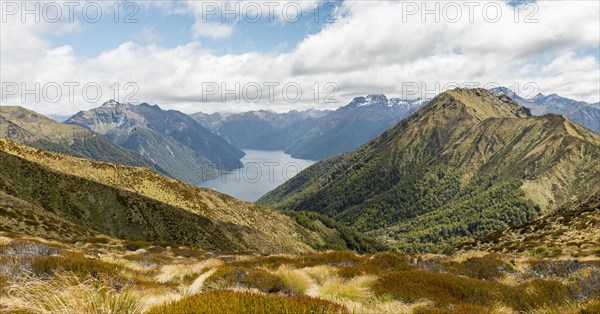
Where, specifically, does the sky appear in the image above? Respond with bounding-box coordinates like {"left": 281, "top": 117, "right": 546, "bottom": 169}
{"left": 1, "top": 0, "right": 599, "bottom": 115}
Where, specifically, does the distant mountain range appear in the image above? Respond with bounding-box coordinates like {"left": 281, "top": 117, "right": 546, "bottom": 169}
{"left": 191, "top": 109, "right": 329, "bottom": 151}
{"left": 491, "top": 87, "right": 600, "bottom": 133}
{"left": 66, "top": 100, "right": 245, "bottom": 184}
{"left": 259, "top": 88, "right": 600, "bottom": 252}
{"left": 193, "top": 96, "right": 427, "bottom": 160}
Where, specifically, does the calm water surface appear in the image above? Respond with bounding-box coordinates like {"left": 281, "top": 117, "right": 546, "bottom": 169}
{"left": 199, "top": 149, "right": 316, "bottom": 202}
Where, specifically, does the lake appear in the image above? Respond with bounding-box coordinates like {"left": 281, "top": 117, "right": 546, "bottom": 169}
{"left": 199, "top": 149, "right": 317, "bottom": 202}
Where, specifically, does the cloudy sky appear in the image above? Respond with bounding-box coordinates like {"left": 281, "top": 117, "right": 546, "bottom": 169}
{"left": 1, "top": 0, "right": 599, "bottom": 115}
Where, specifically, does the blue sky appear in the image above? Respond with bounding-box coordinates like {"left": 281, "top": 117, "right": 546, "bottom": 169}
{"left": 1, "top": 0, "right": 599, "bottom": 114}
{"left": 49, "top": 0, "right": 343, "bottom": 58}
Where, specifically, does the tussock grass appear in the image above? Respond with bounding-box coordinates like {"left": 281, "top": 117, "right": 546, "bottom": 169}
{"left": 31, "top": 252, "right": 121, "bottom": 279}
{"left": 313, "top": 275, "right": 378, "bottom": 302}
{"left": 273, "top": 265, "right": 314, "bottom": 295}
{"left": 4, "top": 272, "right": 142, "bottom": 314}
{"left": 154, "top": 258, "right": 222, "bottom": 283}
{"left": 302, "top": 265, "right": 338, "bottom": 285}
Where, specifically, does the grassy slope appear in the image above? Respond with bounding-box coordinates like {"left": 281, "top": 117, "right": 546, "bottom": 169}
{"left": 0, "top": 139, "right": 383, "bottom": 254}
{"left": 0, "top": 190, "right": 98, "bottom": 240}
{"left": 259, "top": 88, "right": 600, "bottom": 252}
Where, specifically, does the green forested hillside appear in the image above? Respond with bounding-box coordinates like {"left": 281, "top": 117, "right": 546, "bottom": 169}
{"left": 259, "top": 88, "right": 600, "bottom": 252}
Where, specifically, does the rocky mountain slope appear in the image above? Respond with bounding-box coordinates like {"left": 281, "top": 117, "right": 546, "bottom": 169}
{"left": 0, "top": 106, "right": 162, "bottom": 172}
{"left": 259, "top": 88, "right": 600, "bottom": 252}
{"left": 491, "top": 87, "right": 600, "bottom": 133}
{"left": 66, "top": 101, "right": 245, "bottom": 184}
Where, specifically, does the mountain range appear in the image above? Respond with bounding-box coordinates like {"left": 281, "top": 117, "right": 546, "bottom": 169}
{"left": 491, "top": 87, "right": 600, "bottom": 133}
{"left": 191, "top": 108, "right": 329, "bottom": 151}
{"left": 193, "top": 96, "right": 427, "bottom": 160}
{"left": 259, "top": 88, "right": 600, "bottom": 252}
{"left": 66, "top": 100, "right": 245, "bottom": 184}
{"left": 0, "top": 106, "right": 162, "bottom": 173}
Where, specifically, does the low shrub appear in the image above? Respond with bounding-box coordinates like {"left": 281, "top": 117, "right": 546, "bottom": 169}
{"left": 31, "top": 252, "right": 120, "bottom": 279}
{"left": 444, "top": 254, "right": 511, "bottom": 280}
{"left": 374, "top": 270, "right": 496, "bottom": 306}
{"left": 529, "top": 260, "right": 586, "bottom": 279}
{"left": 413, "top": 303, "right": 492, "bottom": 314}
{"left": 338, "top": 252, "right": 413, "bottom": 277}
{"left": 170, "top": 247, "right": 204, "bottom": 259}
{"left": 0, "top": 274, "right": 8, "bottom": 291}
{"left": 0, "top": 240, "right": 61, "bottom": 257}
{"left": 205, "top": 267, "right": 285, "bottom": 293}
{"left": 581, "top": 301, "right": 600, "bottom": 314}
{"left": 503, "top": 279, "right": 573, "bottom": 311}
{"left": 123, "top": 254, "right": 168, "bottom": 266}
{"left": 575, "top": 270, "right": 600, "bottom": 299}
{"left": 373, "top": 270, "right": 574, "bottom": 311}
{"left": 123, "top": 240, "right": 152, "bottom": 252}
{"left": 147, "top": 290, "right": 348, "bottom": 314}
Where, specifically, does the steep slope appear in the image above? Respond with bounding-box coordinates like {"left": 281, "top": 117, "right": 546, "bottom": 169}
{"left": 0, "top": 106, "right": 162, "bottom": 172}
{"left": 260, "top": 88, "right": 600, "bottom": 252}
{"left": 0, "top": 139, "right": 384, "bottom": 254}
{"left": 491, "top": 87, "right": 600, "bottom": 133}
{"left": 459, "top": 195, "right": 600, "bottom": 257}
{"left": 0, "top": 190, "right": 98, "bottom": 240}
{"left": 66, "top": 101, "right": 245, "bottom": 184}
{"left": 285, "top": 95, "right": 427, "bottom": 160}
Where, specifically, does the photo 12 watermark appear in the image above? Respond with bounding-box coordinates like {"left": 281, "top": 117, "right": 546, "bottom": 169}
{"left": 399, "top": 1, "right": 539, "bottom": 23}
{"left": 198, "top": 1, "right": 340, "bottom": 24}
{"left": 1, "top": 1, "right": 139, "bottom": 23}
{"left": 200, "top": 81, "right": 340, "bottom": 104}
{"left": 1, "top": 81, "right": 140, "bottom": 104}
{"left": 400, "top": 81, "right": 540, "bottom": 101}
{"left": 201, "top": 161, "right": 307, "bottom": 184}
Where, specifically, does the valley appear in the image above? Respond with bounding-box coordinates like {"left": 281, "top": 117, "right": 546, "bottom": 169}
{"left": 1, "top": 88, "right": 599, "bottom": 313}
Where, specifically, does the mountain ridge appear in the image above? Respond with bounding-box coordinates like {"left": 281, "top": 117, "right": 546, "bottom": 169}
{"left": 0, "top": 105, "right": 163, "bottom": 173}
{"left": 259, "top": 88, "right": 600, "bottom": 252}
{"left": 66, "top": 101, "right": 245, "bottom": 184}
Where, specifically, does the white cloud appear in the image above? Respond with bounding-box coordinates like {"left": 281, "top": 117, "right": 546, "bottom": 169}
{"left": 192, "top": 21, "right": 234, "bottom": 38}
{"left": 1, "top": 0, "right": 598, "bottom": 115}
